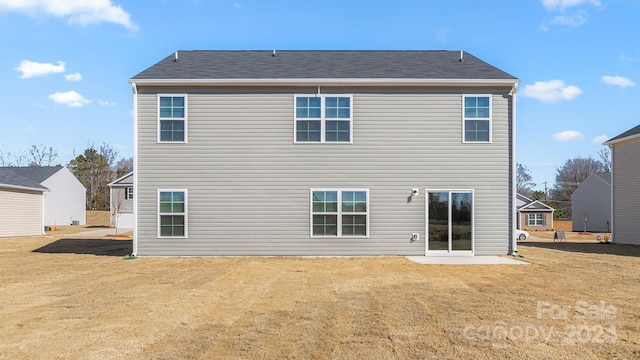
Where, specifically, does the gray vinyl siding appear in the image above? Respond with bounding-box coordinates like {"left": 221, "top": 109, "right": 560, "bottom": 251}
{"left": 0, "top": 188, "right": 43, "bottom": 237}
{"left": 136, "top": 86, "right": 513, "bottom": 255}
{"left": 611, "top": 138, "right": 640, "bottom": 245}
{"left": 571, "top": 175, "right": 611, "bottom": 232}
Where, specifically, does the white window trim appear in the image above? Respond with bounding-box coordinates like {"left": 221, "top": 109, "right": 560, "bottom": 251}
{"left": 527, "top": 213, "right": 544, "bottom": 226}
{"left": 424, "top": 189, "right": 475, "bottom": 255}
{"left": 309, "top": 188, "right": 369, "bottom": 238}
{"left": 462, "top": 94, "right": 492, "bottom": 144}
{"left": 157, "top": 94, "right": 188, "bottom": 144}
{"left": 157, "top": 189, "right": 188, "bottom": 238}
{"left": 294, "top": 94, "right": 353, "bottom": 144}
{"left": 125, "top": 187, "right": 133, "bottom": 200}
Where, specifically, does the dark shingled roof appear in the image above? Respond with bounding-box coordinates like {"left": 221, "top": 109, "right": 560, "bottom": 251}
{"left": 0, "top": 166, "right": 63, "bottom": 183}
{"left": 607, "top": 124, "right": 640, "bottom": 143}
{"left": 0, "top": 167, "right": 49, "bottom": 190}
{"left": 131, "top": 50, "right": 517, "bottom": 81}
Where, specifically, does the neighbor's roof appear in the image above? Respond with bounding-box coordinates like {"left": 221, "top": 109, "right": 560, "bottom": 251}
{"left": 108, "top": 171, "right": 133, "bottom": 187}
{"left": 0, "top": 167, "right": 49, "bottom": 191}
{"left": 593, "top": 172, "right": 612, "bottom": 186}
{"left": 0, "top": 166, "right": 63, "bottom": 183}
{"left": 604, "top": 124, "right": 640, "bottom": 145}
{"left": 130, "top": 50, "right": 518, "bottom": 85}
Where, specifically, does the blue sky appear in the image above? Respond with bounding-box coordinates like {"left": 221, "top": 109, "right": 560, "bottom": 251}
{"left": 0, "top": 0, "right": 638, "bottom": 190}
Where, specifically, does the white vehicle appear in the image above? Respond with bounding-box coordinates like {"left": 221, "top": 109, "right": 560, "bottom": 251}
{"left": 515, "top": 229, "right": 530, "bottom": 241}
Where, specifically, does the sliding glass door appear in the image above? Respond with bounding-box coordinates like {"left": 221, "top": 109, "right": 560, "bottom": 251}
{"left": 427, "top": 190, "right": 473, "bottom": 254}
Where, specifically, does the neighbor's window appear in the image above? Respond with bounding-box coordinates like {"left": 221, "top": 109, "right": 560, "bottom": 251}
{"left": 158, "top": 190, "right": 187, "bottom": 237}
{"left": 527, "top": 213, "right": 544, "bottom": 226}
{"left": 158, "top": 95, "right": 187, "bottom": 142}
{"left": 463, "top": 95, "right": 491, "bottom": 143}
{"left": 295, "top": 95, "right": 352, "bottom": 143}
{"left": 311, "top": 189, "right": 368, "bottom": 237}
{"left": 125, "top": 187, "right": 133, "bottom": 200}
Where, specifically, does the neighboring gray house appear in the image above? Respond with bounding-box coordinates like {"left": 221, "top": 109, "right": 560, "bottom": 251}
{"left": 129, "top": 50, "right": 519, "bottom": 256}
{"left": 571, "top": 172, "right": 611, "bottom": 233}
{"left": 605, "top": 124, "right": 640, "bottom": 245}
{"left": 516, "top": 193, "right": 555, "bottom": 231}
{"left": 0, "top": 168, "right": 47, "bottom": 237}
{"left": 0, "top": 166, "right": 86, "bottom": 228}
{"left": 108, "top": 172, "right": 133, "bottom": 229}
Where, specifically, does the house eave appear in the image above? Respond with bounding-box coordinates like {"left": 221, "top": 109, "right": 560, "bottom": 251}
{"left": 604, "top": 132, "right": 640, "bottom": 146}
{"left": 0, "top": 183, "right": 48, "bottom": 192}
{"left": 129, "top": 78, "right": 520, "bottom": 87}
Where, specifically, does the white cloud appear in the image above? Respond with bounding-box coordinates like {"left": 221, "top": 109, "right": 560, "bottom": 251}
{"left": 233, "top": 2, "right": 241, "bottom": 8}
{"left": 521, "top": 80, "right": 582, "bottom": 102}
{"left": 14, "top": 60, "right": 65, "bottom": 79}
{"left": 550, "top": 12, "right": 587, "bottom": 26}
{"left": 541, "top": 0, "right": 601, "bottom": 10}
{"left": 602, "top": 75, "right": 636, "bottom": 88}
{"left": 0, "top": 0, "right": 136, "bottom": 30}
{"left": 553, "top": 130, "right": 585, "bottom": 142}
{"left": 64, "top": 72, "right": 82, "bottom": 82}
{"left": 48, "top": 91, "right": 91, "bottom": 107}
{"left": 98, "top": 99, "right": 116, "bottom": 106}
{"left": 619, "top": 54, "right": 635, "bottom": 62}
{"left": 592, "top": 135, "right": 608, "bottom": 144}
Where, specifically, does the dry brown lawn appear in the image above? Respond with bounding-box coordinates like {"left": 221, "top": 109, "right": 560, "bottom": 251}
{"left": 0, "top": 226, "right": 638, "bottom": 359}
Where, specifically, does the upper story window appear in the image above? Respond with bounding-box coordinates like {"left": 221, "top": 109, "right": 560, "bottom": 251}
{"left": 295, "top": 95, "right": 353, "bottom": 143}
{"left": 125, "top": 187, "right": 133, "bottom": 200}
{"left": 158, "top": 95, "right": 187, "bottom": 143}
{"left": 463, "top": 95, "right": 491, "bottom": 143}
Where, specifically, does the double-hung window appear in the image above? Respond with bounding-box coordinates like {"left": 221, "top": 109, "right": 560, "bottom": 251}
{"left": 311, "top": 189, "right": 368, "bottom": 237}
{"left": 158, "top": 95, "right": 187, "bottom": 143}
{"left": 527, "top": 213, "right": 544, "bottom": 226}
{"left": 463, "top": 95, "right": 491, "bottom": 143}
{"left": 158, "top": 190, "right": 187, "bottom": 237}
{"left": 125, "top": 187, "right": 133, "bottom": 200}
{"left": 295, "top": 95, "right": 352, "bottom": 143}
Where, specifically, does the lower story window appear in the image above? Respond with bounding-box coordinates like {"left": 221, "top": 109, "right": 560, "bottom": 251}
{"left": 158, "top": 190, "right": 187, "bottom": 237}
{"left": 527, "top": 213, "right": 544, "bottom": 226}
{"left": 311, "top": 189, "right": 368, "bottom": 237}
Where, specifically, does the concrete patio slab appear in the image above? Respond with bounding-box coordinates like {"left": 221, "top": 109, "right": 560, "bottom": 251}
{"left": 406, "top": 256, "right": 528, "bottom": 265}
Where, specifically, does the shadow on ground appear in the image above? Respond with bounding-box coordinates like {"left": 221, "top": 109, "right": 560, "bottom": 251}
{"left": 520, "top": 241, "right": 640, "bottom": 257}
{"left": 33, "top": 238, "right": 132, "bottom": 256}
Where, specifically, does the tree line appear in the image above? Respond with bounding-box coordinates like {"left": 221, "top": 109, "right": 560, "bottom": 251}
{"left": 1, "top": 143, "right": 132, "bottom": 211}
{"left": 517, "top": 148, "right": 611, "bottom": 219}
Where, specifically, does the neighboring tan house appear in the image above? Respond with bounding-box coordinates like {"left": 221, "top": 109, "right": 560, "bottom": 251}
{"left": 604, "top": 124, "right": 640, "bottom": 245}
{"left": 108, "top": 172, "right": 134, "bottom": 229}
{"left": 516, "top": 193, "right": 555, "bottom": 231}
{"left": 571, "top": 172, "right": 611, "bottom": 233}
{"left": 129, "top": 50, "right": 519, "bottom": 256}
{"left": 0, "top": 166, "right": 86, "bottom": 228}
{"left": 0, "top": 168, "right": 47, "bottom": 237}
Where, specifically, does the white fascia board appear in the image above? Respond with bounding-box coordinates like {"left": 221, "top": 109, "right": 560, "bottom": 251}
{"left": 0, "top": 183, "right": 48, "bottom": 192}
{"left": 604, "top": 132, "right": 640, "bottom": 146}
{"left": 108, "top": 171, "right": 134, "bottom": 187}
{"left": 129, "top": 78, "right": 520, "bottom": 87}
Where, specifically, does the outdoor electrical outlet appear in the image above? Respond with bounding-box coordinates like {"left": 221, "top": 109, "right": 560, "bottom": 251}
{"left": 411, "top": 233, "right": 419, "bottom": 241}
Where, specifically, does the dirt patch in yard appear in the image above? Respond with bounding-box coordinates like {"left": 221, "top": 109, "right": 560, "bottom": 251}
{"left": 0, "top": 235, "right": 638, "bottom": 359}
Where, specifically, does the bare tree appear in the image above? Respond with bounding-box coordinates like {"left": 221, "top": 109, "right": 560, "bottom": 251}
{"left": 27, "top": 144, "right": 59, "bottom": 166}
{"left": 598, "top": 147, "right": 611, "bottom": 172}
{"left": 0, "top": 148, "right": 26, "bottom": 166}
{"left": 516, "top": 163, "right": 536, "bottom": 197}
{"left": 69, "top": 145, "right": 114, "bottom": 210}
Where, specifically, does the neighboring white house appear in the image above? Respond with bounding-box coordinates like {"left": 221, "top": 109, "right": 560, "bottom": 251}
{"left": 0, "top": 166, "right": 86, "bottom": 227}
{"left": 604, "top": 124, "right": 640, "bottom": 245}
{"left": 0, "top": 168, "right": 47, "bottom": 237}
{"left": 108, "top": 172, "right": 133, "bottom": 229}
{"left": 571, "top": 172, "right": 611, "bottom": 233}
{"left": 129, "top": 50, "right": 519, "bottom": 256}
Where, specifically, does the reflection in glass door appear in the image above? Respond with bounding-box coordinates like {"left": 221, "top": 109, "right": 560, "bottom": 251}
{"left": 427, "top": 190, "right": 473, "bottom": 254}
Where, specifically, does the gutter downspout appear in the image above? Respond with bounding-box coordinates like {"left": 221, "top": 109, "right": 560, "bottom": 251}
{"left": 510, "top": 83, "right": 518, "bottom": 255}
{"left": 131, "top": 82, "right": 138, "bottom": 256}
{"left": 608, "top": 144, "right": 614, "bottom": 244}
